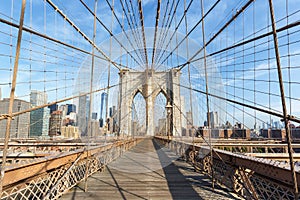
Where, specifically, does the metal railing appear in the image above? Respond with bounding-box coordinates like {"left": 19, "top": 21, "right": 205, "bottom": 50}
{"left": 1, "top": 138, "right": 140, "bottom": 200}
{"left": 155, "top": 136, "right": 299, "bottom": 200}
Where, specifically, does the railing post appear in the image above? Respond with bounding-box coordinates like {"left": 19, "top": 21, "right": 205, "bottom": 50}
{"left": 268, "top": 0, "right": 298, "bottom": 198}
{"left": 0, "top": 0, "right": 26, "bottom": 195}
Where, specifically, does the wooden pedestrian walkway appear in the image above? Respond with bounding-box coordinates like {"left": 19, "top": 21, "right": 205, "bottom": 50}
{"left": 61, "top": 138, "right": 241, "bottom": 200}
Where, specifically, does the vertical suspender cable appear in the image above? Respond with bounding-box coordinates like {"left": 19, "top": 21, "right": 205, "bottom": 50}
{"left": 184, "top": 0, "right": 194, "bottom": 159}
{"left": 154, "top": 0, "right": 170, "bottom": 65}
{"left": 151, "top": 0, "right": 161, "bottom": 69}
{"left": 118, "top": 10, "right": 125, "bottom": 138}
{"left": 84, "top": 0, "right": 97, "bottom": 192}
{"left": 201, "top": 0, "right": 214, "bottom": 190}
{"left": 253, "top": 1, "right": 257, "bottom": 133}
{"left": 268, "top": 0, "right": 298, "bottom": 198}
{"left": 0, "top": 0, "right": 26, "bottom": 194}
{"left": 126, "top": 0, "right": 144, "bottom": 56}
{"left": 102, "top": 0, "right": 144, "bottom": 66}
{"left": 105, "top": 0, "right": 114, "bottom": 136}
{"left": 286, "top": 0, "right": 292, "bottom": 118}
{"left": 138, "top": 0, "right": 149, "bottom": 69}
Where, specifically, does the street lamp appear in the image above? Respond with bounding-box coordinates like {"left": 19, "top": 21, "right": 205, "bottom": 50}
{"left": 166, "top": 102, "right": 172, "bottom": 142}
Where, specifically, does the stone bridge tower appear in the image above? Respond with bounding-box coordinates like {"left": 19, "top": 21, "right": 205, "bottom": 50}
{"left": 119, "top": 68, "right": 182, "bottom": 136}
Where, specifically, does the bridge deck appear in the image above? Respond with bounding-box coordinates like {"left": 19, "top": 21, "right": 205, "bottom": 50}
{"left": 61, "top": 138, "right": 241, "bottom": 200}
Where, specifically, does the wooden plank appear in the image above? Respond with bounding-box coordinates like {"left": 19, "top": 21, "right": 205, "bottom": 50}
{"left": 61, "top": 139, "right": 241, "bottom": 200}
{"left": 2, "top": 139, "right": 138, "bottom": 187}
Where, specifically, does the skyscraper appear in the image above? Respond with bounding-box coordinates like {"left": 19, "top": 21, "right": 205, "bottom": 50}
{"left": 0, "top": 98, "right": 30, "bottom": 138}
{"left": 86, "top": 96, "right": 90, "bottom": 121}
{"left": 30, "top": 90, "right": 50, "bottom": 137}
{"left": 67, "top": 104, "right": 76, "bottom": 115}
{"left": 48, "top": 104, "right": 58, "bottom": 114}
{"left": 209, "top": 111, "right": 219, "bottom": 128}
{"left": 30, "top": 90, "right": 47, "bottom": 106}
{"left": 78, "top": 95, "right": 89, "bottom": 136}
{"left": 57, "top": 105, "right": 68, "bottom": 122}
{"left": 92, "top": 112, "right": 97, "bottom": 120}
{"left": 186, "top": 111, "right": 193, "bottom": 136}
{"left": 49, "top": 110, "right": 62, "bottom": 136}
{"left": 99, "top": 92, "right": 107, "bottom": 127}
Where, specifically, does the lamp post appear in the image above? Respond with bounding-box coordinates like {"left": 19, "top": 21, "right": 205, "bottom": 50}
{"left": 166, "top": 102, "right": 172, "bottom": 142}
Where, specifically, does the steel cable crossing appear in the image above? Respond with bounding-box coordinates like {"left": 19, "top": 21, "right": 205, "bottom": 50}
{"left": 79, "top": 0, "right": 145, "bottom": 68}
{"left": 0, "top": 1, "right": 300, "bottom": 198}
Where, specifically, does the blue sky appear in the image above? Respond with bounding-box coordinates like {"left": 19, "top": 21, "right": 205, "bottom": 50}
{"left": 0, "top": 0, "right": 300, "bottom": 129}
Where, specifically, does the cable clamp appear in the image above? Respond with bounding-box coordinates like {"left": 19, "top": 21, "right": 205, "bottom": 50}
{"left": 0, "top": 114, "right": 14, "bottom": 120}
{"left": 280, "top": 115, "right": 295, "bottom": 122}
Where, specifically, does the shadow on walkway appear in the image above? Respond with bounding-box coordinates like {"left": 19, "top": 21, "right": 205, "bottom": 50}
{"left": 152, "top": 139, "right": 203, "bottom": 200}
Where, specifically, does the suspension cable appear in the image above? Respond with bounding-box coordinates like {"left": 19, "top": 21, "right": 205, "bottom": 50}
{"left": 79, "top": 0, "right": 144, "bottom": 67}
{"left": 200, "top": 0, "right": 214, "bottom": 190}
{"left": 151, "top": 0, "right": 161, "bottom": 69}
{"left": 176, "top": 83, "right": 300, "bottom": 124}
{"left": 127, "top": 0, "right": 144, "bottom": 52}
{"left": 156, "top": 0, "right": 221, "bottom": 70}
{"left": 137, "top": 0, "right": 149, "bottom": 69}
{"left": 155, "top": 0, "right": 182, "bottom": 68}
{"left": 46, "top": 0, "right": 121, "bottom": 70}
{"left": 155, "top": 0, "right": 194, "bottom": 68}
{"left": 175, "top": 0, "right": 255, "bottom": 71}
{"left": 119, "top": 0, "right": 142, "bottom": 51}
{"left": 154, "top": 0, "right": 171, "bottom": 61}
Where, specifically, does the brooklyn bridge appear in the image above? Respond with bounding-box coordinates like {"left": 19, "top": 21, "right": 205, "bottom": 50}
{"left": 0, "top": 0, "right": 300, "bottom": 199}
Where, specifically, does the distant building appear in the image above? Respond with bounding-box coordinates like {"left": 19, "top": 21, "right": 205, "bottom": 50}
{"left": 86, "top": 96, "right": 90, "bottom": 120}
{"left": 61, "top": 126, "right": 80, "bottom": 138}
{"left": 66, "top": 112, "right": 77, "bottom": 126}
{"left": 180, "top": 96, "right": 186, "bottom": 129}
{"left": 78, "top": 95, "right": 88, "bottom": 136}
{"left": 92, "top": 112, "right": 97, "bottom": 120}
{"left": 0, "top": 98, "right": 30, "bottom": 138}
{"left": 59, "top": 105, "right": 68, "bottom": 119}
{"left": 30, "top": 108, "right": 50, "bottom": 137}
{"left": 99, "top": 118, "right": 104, "bottom": 127}
{"left": 273, "top": 121, "right": 283, "bottom": 129}
{"left": 49, "top": 110, "right": 62, "bottom": 136}
{"left": 99, "top": 92, "right": 107, "bottom": 127}
{"left": 67, "top": 104, "right": 76, "bottom": 115}
{"left": 158, "top": 118, "right": 166, "bottom": 135}
{"left": 262, "top": 122, "right": 266, "bottom": 129}
{"left": 209, "top": 111, "right": 219, "bottom": 128}
{"left": 186, "top": 111, "right": 193, "bottom": 128}
{"left": 109, "top": 106, "right": 116, "bottom": 118}
{"left": 89, "top": 120, "right": 100, "bottom": 136}
{"left": 30, "top": 90, "right": 47, "bottom": 106}
{"left": 186, "top": 111, "right": 193, "bottom": 136}
{"left": 30, "top": 91, "right": 50, "bottom": 137}
{"left": 48, "top": 104, "right": 58, "bottom": 114}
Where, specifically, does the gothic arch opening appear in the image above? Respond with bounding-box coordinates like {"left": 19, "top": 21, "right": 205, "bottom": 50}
{"left": 154, "top": 91, "right": 167, "bottom": 136}
{"left": 131, "top": 92, "right": 146, "bottom": 136}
